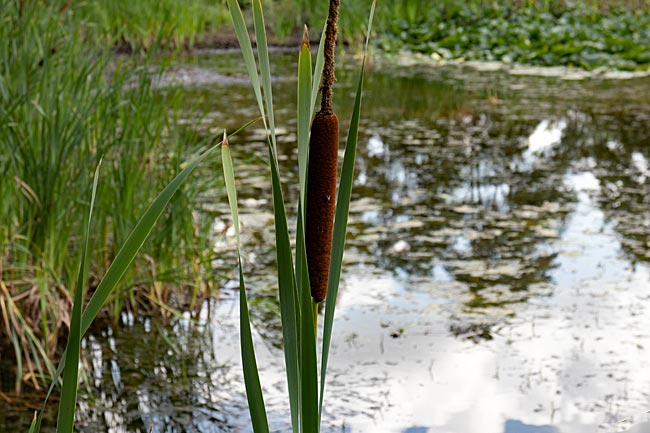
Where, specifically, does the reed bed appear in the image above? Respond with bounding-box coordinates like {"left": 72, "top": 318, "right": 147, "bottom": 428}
{"left": 1, "top": 0, "right": 216, "bottom": 392}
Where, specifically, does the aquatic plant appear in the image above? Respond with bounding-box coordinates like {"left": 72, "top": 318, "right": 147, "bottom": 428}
{"left": 225, "top": 0, "right": 375, "bottom": 430}
{"left": 306, "top": 0, "right": 341, "bottom": 303}
{"left": 27, "top": 0, "right": 375, "bottom": 431}
{"left": 378, "top": 2, "right": 650, "bottom": 70}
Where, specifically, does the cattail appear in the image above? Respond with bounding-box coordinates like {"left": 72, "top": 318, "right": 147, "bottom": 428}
{"left": 306, "top": 0, "right": 340, "bottom": 303}
{"left": 306, "top": 112, "right": 339, "bottom": 303}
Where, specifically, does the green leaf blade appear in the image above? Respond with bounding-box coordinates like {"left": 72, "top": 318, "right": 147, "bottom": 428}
{"left": 227, "top": 0, "right": 266, "bottom": 130}
{"left": 238, "top": 265, "right": 269, "bottom": 433}
{"left": 79, "top": 120, "right": 255, "bottom": 336}
{"left": 252, "top": 0, "right": 276, "bottom": 152}
{"left": 311, "top": 21, "right": 328, "bottom": 118}
{"left": 223, "top": 134, "right": 270, "bottom": 433}
{"left": 298, "top": 33, "right": 313, "bottom": 217}
{"left": 297, "top": 31, "right": 318, "bottom": 433}
{"left": 297, "top": 204, "right": 319, "bottom": 433}
{"left": 81, "top": 147, "right": 214, "bottom": 336}
{"left": 56, "top": 160, "right": 102, "bottom": 433}
{"left": 267, "top": 141, "right": 302, "bottom": 433}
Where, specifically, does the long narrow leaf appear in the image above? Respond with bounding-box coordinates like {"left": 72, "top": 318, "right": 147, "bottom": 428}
{"left": 267, "top": 141, "right": 302, "bottom": 433}
{"left": 80, "top": 123, "right": 255, "bottom": 336}
{"left": 297, "top": 30, "right": 312, "bottom": 221}
{"left": 252, "top": 0, "right": 276, "bottom": 152}
{"left": 222, "top": 132, "right": 270, "bottom": 433}
{"left": 229, "top": 0, "right": 302, "bottom": 426}
{"left": 310, "top": 21, "right": 328, "bottom": 118}
{"left": 56, "top": 160, "right": 102, "bottom": 433}
{"left": 227, "top": 0, "right": 267, "bottom": 130}
{"left": 296, "top": 30, "right": 318, "bottom": 433}
{"left": 319, "top": 0, "right": 377, "bottom": 421}
{"left": 297, "top": 204, "right": 319, "bottom": 433}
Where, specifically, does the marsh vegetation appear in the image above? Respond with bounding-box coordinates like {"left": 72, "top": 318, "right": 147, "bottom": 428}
{"left": 2, "top": 1, "right": 650, "bottom": 432}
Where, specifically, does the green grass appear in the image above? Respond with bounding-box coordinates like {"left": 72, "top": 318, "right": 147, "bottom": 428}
{"left": 74, "top": 0, "right": 229, "bottom": 50}
{"left": 0, "top": 0, "right": 219, "bottom": 391}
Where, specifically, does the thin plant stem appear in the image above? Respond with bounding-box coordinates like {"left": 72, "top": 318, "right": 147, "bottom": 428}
{"left": 319, "top": 0, "right": 340, "bottom": 114}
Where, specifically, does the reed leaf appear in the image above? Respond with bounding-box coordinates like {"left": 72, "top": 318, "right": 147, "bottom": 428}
{"left": 319, "top": 0, "right": 376, "bottom": 420}
{"left": 226, "top": 0, "right": 267, "bottom": 133}
{"left": 222, "top": 132, "right": 270, "bottom": 433}
{"left": 79, "top": 123, "right": 254, "bottom": 337}
{"left": 56, "top": 160, "right": 101, "bottom": 433}
{"left": 297, "top": 203, "right": 319, "bottom": 433}
{"left": 311, "top": 22, "right": 328, "bottom": 119}
{"left": 267, "top": 141, "right": 302, "bottom": 432}
{"left": 296, "top": 30, "right": 319, "bottom": 433}
{"left": 227, "top": 2, "right": 302, "bottom": 429}
{"left": 297, "top": 32, "right": 312, "bottom": 223}
{"left": 252, "top": 0, "right": 277, "bottom": 152}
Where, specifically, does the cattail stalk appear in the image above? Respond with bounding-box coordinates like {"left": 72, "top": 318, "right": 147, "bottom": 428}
{"left": 306, "top": 0, "right": 340, "bottom": 303}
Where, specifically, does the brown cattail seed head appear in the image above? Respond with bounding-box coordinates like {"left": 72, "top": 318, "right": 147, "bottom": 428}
{"left": 306, "top": 112, "right": 339, "bottom": 303}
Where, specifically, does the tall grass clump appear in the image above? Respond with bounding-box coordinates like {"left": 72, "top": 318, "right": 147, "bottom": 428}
{"left": 0, "top": 0, "right": 215, "bottom": 392}
{"left": 78, "top": 0, "right": 230, "bottom": 51}
{"left": 29, "top": 0, "right": 375, "bottom": 431}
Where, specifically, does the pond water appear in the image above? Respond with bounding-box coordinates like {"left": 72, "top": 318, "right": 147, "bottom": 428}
{"left": 4, "top": 50, "right": 650, "bottom": 433}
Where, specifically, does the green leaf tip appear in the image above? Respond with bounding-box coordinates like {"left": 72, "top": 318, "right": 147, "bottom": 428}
{"left": 28, "top": 411, "right": 37, "bottom": 433}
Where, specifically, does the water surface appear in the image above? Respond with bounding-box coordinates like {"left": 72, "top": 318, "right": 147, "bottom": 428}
{"left": 4, "top": 50, "right": 650, "bottom": 433}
